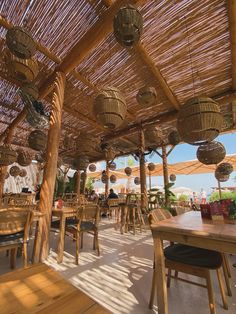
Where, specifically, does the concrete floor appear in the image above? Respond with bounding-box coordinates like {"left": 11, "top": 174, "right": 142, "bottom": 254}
{"left": 0, "top": 218, "right": 236, "bottom": 314}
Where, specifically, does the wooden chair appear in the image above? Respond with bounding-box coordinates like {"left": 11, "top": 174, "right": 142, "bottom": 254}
{"left": 107, "top": 198, "right": 120, "bottom": 222}
{"left": 0, "top": 209, "right": 32, "bottom": 269}
{"left": 65, "top": 204, "right": 100, "bottom": 265}
{"left": 124, "top": 193, "right": 144, "bottom": 235}
{"left": 149, "top": 209, "right": 230, "bottom": 314}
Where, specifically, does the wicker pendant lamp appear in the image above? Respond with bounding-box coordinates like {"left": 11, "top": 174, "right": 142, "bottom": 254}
{"left": 89, "top": 164, "right": 96, "bottom": 172}
{"left": 170, "top": 174, "right": 176, "bottom": 182}
{"left": 148, "top": 163, "right": 155, "bottom": 172}
{"left": 110, "top": 174, "right": 117, "bottom": 183}
{"left": 216, "top": 162, "right": 233, "bottom": 176}
{"left": 108, "top": 162, "right": 116, "bottom": 171}
{"left": 17, "top": 150, "right": 32, "bottom": 167}
{"left": 145, "top": 126, "right": 163, "bottom": 147}
{"left": 101, "top": 173, "right": 108, "bottom": 184}
{"left": 168, "top": 130, "right": 181, "bottom": 146}
{"left": 215, "top": 169, "right": 229, "bottom": 182}
{"left": 28, "top": 130, "right": 47, "bottom": 151}
{"left": 76, "top": 132, "right": 97, "bottom": 154}
{"left": 19, "top": 169, "right": 27, "bottom": 177}
{"left": 196, "top": 141, "right": 226, "bottom": 165}
{"left": 136, "top": 86, "right": 157, "bottom": 107}
{"left": 104, "top": 146, "right": 117, "bottom": 161}
{"left": 9, "top": 165, "right": 20, "bottom": 177}
{"left": 177, "top": 97, "right": 223, "bottom": 145}
{"left": 0, "top": 145, "right": 17, "bottom": 166}
{"left": 134, "top": 177, "right": 140, "bottom": 185}
{"left": 125, "top": 167, "right": 132, "bottom": 176}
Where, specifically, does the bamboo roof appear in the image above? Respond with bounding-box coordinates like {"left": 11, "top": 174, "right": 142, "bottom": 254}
{"left": 0, "top": 0, "right": 235, "bottom": 163}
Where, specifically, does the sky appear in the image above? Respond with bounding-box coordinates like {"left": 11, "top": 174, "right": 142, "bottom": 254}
{"left": 93, "top": 132, "right": 236, "bottom": 196}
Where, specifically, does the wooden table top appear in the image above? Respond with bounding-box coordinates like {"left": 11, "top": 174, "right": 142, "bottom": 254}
{"left": 0, "top": 263, "right": 110, "bottom": 314}
{"left": 151, "top": 211, "right": 236, "bottom": 243}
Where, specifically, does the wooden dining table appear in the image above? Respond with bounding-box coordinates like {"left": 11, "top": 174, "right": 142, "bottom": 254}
{"left": 0, "top": 263, "right": 110, "bottom": 313}
{"left": 150, "top": 211, "right": 236, "bottom": 314}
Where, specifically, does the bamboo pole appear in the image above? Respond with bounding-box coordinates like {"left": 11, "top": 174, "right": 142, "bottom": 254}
{"left": 162, "top": 145, "right": 169, "bottom": 206}
{"left": 139, "top": 129, "right": 148, "bottom": 211}
{"left": 36, "top": 71, "right": 66, "bottom": 262}
{"left": 105, "top": 162, "right": 109, "bottom": 197}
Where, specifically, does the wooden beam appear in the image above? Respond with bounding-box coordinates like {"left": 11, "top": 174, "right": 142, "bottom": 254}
{"left": 134, "top": 44, "right": 180, "bottom": 110}
{"left": 139, "top": 129, "right": 148, "bottom": 210}
{"left": 227, "top": 0, "right": 236, "bottom": 90}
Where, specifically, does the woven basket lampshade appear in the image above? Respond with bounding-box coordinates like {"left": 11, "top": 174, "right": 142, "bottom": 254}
{"left": 136, "top": 86, "right": 157, "bottom": 107}
{"left": 20, "top": 83, "right": 39, "bottom": 101}
{"left": 105, "top": 146, "right": 117, "bottom": 161}
{"left": 8, "top": 52, "right": 39, "bottom": 83}
{"left": 145, "top": 126, "right": 163, "bottom": 146}
{"left": 216, "top": 162, "right": 233, "bottom": 176}
{"left": 113, "top": 5, "right": 143, "bottom": 47}
{"left": 89, "top": 164, "right": 96, "bottom": 172}
{"left": 6, "top": 26, "right": 36, "bottom": 59}
{"left": 215, "top": 170, "right": 229, "bottom": 182}
{"left": 168, "top": 130, "right": 181, "bottom": 146}
{"left": 0, "top": 145, "right": 17, "bottom": 166}
{"left": 125, "top": 166, "right": 132, "bottom": 176}
{"left": 101, "top": 173, "right": 108, "bottom": 184}
{"left": 76, "top": 132, "right": 97, "bottom": 154}
{"left": 28, "top": 130, "right": 47, "bottom": 151}
{"left": 19, "top": 169, "right": 27, "bottom": 177}
{"left": 196, "top": 141, "right": 226, "bottom": 165}
{"left": 9, "top": 165, "right": 20, "bottom": 177}
{"left": 74, "top": 156, "right": 89, "bottom": 171}
{"left": 170, "top": 174, "right": 176, "bottom": 182}
{"left": 148, "top": 162, "right": 155, "bottom": 172}
{"left": 80, "top": 171, "right": 87, "bottom": 180}
{"left": 108, "top": 162, "right": 116, "bottom": 171}
{"left": 17, "top": 150, "right": 32, "bottom": 167}
{"left": 177, "top": 97, "right": 223, "bottom": 145}
{"left": 93, "top": 86, "right": 127, "bottom": 129}
{"left": 110, "top": 174, "right": 117, "bottom": 184}
{"left": 134, "top": 177, "right": 140, "bottom": 185}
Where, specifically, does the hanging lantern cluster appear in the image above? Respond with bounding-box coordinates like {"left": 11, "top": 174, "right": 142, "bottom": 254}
{"left": 0, "top": 145, "right": 17, "bottom": 166}
{"left": 17, "top": 150, "right": 32, "bottom": 167}
{"left": 145, "top": 126, "right": 163, "bottom": 147}
{"left": 76, "top": 132, "right": 97, "bottom": 154}
{"left": 9, "top": 165, "right": 20, "bottom": 177}
{"left": 28, "top": 130, "right": 47, "bottom": 151}
{"left": 147, "top": 162, "right": 155, "bottom": 172}
{"left": 136, "top": 86, "right": 157, "bottom": 107}
{"left": 113, "top": 5, "right": 143, "bottom": 47}
{"left": 134, "top": 177, "right": 140, "bottom": 185}
{"left": 110, "top": 174, "right": 117, "bottom": 184}
{"left": 216, "top": 162, "right": 233, "bottom": 176}
{"left": 177, "top": 97, "right": 223, "bottom": 146}
{"left": 93, "top": 86, "right": 127, "bottom": 129}
{"left": 108, "top": 161, "right": 117, "bottom": 171}
{"left": 215, "top": 169, "right": 229, "bottom": 182}
{"left": 89, "top": 164, "right": 97, "bottom": 172}
{"left": 169, "top": 174, "right": 176, "bottom": 182}
{"left": 19, "top": 169, "right": 27, "bottom": 177}
{"left": 168, "top": 130, "right": 181, "bottom": 146}
{"left": 125, "top": 166, "right": 132, "bottom": 176}
{"left": 196, "top": 141, "right": 226, "bottom": 165}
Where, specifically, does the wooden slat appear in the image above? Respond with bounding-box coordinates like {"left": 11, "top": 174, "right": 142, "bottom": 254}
{"left": 227, "top": 0, "right": 236, "bottom": 90}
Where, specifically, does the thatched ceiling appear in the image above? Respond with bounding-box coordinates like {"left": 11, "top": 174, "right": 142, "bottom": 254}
{"left": 0, "top": 0, "right": 235, "bottom": 162}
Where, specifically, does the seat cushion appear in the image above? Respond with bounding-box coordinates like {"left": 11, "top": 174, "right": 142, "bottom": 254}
{"left": 164, "top": 244, "right": 222, "bottom": 268}
{"left": 0, "top": 232, "right": 24, "bottom": 246}
{"left": 69, "top": 221, "right": 95, "bottom": 231}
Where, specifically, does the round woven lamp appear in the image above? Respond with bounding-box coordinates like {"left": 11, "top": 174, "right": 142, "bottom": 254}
{"left": 113, "top": 5, "right": 143, "bottom": 47}
{"left": 17, "top": 150, "right": 32, "bottom": 167}
{"left": 148, "top": 162, "right": 155, "bottom": 172}
{"left": 196, "top": 141, "right": 226, "bottom": 165}
{"left": 110, "top": 174, "right": 117, "bottom": 184}
{"left": 19, "top": 169, "right": 27, "bottom": 177}
{"left": 0, "top": 145, "right": 17, "bottom": 166}
{"left": 136, "top": 86, "right": 157, "bottom": 107}
{"left": 6, "top": 26, "right": 36, "bottom": 59}
{"left": 93, "top": 86, "right": 127, "bottom": 129}
{"left": 105, "top": 146, "right": 117, "bottom": 161}
{"left": 170, "top": 174, "right": 176, "bottom": 182}
{"left": 134, "top": 177, "right": 140, "bottom": 185}
{"left": 177, "top": 97, "right": 223, "bottom": 145}
{"left": 168, "top": 130, "right": 181, "bottom": 146}
{"left": 216, "top": 162, "right": 233, "bottom": 176}
{"left": 89, "top": 164, "right": 96, "bottom": 172}
{"left": 108, "top": 162, "right": 116, "bottom": 171}
{"left": 145, "top": 126, "right": 163, "bottom": 146}
{"left": 9, "top": 165, "right": 20, "bottom": 177}
{"left": 215, "top": 170, "right": 229, "bottom": 182}
{"left": 28, "top": 130, "right": 47, "bottom": 151}
{"left": 101, "top": 173, "right": 108, "bottom": 184}
{"left": 76, "top": 132, "right": 97, "bottom": 154}
{"left": 125, "top": 167, "right": 132, "bottom": 176}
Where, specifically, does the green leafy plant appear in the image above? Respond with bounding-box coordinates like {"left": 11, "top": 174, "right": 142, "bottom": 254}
{"left": 209, "top": 191, "right": 236, "bottom": 202}
{"left": 178, "top": 194, "right": 188, "bottom": 202}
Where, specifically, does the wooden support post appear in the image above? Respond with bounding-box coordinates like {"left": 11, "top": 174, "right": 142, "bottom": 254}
{"left": 36, "top": 72, "right": 66, "bottom": 262}
{"left": 149, "top": 170, "right": 152, "bottom": 191}
{"left": 139, "top": 129, "right": 148, "bottom": 211}
{"left": 162, "top": 145, "right": 169, "bottom": 206}
{"left": 105, "top": 162, "right": 109, "bottom": 198}
{"left": 75, "top": 170, "right": 81, "bottom": 200}
{"left": 81, "top": 171, "right": 87, "bottom": 195}
{"left": 218, "top": 180, "right": 222, "bottom": 199}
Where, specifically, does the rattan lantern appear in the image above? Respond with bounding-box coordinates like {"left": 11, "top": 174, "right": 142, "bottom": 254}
{"left": 145, "top": 126, "right": 163, "bottom": 146}
{"left": 17, "top": 150, "right": 32, "bottom": 167}
{"left": 28, "top": 130, "right": 47, "bottom": 151}
{"left": 216, "top": 162, "right": 233, "bottom": 176}
{"left": 80, "top": 171, "right": 87, "bottom": 180}
{"left": 101, "top": 173, "right": 108, "bottom": 184}
{"left": 6, "top": 26, "right": 36, "bottom": 59}
{"left": 196, "top": 141, "right": 226, "bottom": 165}
{"left": 108, "top": 162, "right": 116, "bottom": 171}
{"left": 136, "top": 86, "right": 157, "bottom": 107}
{"left": 76, "top": 132, "right": 97, "bottom": 154}
{"left": 177, "top": 97, "right": 223, "bottom": 145}
{"left": 148, "top": 162, "right": 155, "bottom": 172}
{"left": 125, "top": 167, "right": 132, "bottom": 176}
{"left": 73, "top": 156, "right": 89, "bottom": 171}
{"left": 89, "top": 164, "right": 96, "bottom": 172}
{"left": 134, "top": 177, "right": 140, "bottom": 185}
{"left": 113, "top": 5, "right": 143, "bottom": 47}
{"left": 105, "top": 146, "right": 117, "bottom": 161}
{"left": 20, "top": 83, "right": 39, "bottom": 101}
{"left": 19, "top": 169, "right": 27, "bottom": 177}
{"left": 93, "top": 86, "right": 127, "bottom": 129}
{"left": 170, "top": 174, "right": 176, "bottom": 182}
{"left": 0, "top": 145, "right": 17, "bottom": 166}
{"left": 35, "top": 152, "right": 45, "bottom": 163}
{"left": 8, "top": 53, "right": 39, "bottom": 83}
{"left": 215, "top": 169, "right": 229, "bottom": 182}
{"left": 110, "top": 174, "right": 117, "bottom": 184}
{"left": 168, "top": 130, "right": 181, "bottom": 146}
{"left": 9, "top": 165, "right": 20, "bottom": 177}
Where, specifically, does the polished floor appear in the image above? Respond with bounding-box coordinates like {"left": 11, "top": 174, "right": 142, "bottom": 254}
{"left": 0, "top": 217, "right": 236, "bottom": 314}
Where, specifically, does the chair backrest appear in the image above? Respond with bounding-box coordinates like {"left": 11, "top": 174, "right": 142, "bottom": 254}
{"left": 148, "top": 208, "right": 172, "bottom": 225}
{"left": 107, "top": 198, "right": 119, "bottom": 207}
{"left": 82, "top": 204, "right": 100, "bottom": 225}
{"left": 0, "top": 210, "right": 32, "bottom": 237}
{"left": 64, "top": 193, "right": 78, "bottom": 201}
{"left": 78, "top": 194, "right": 87, "bottom": 205}
{"left": 126, "top": 193, "right": 139, "bottom": 205}
{"left": 10, "top": 198, "right": 31, "bottom": 207}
